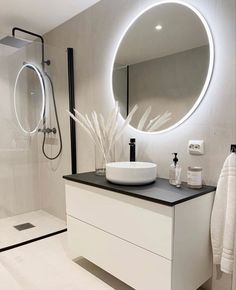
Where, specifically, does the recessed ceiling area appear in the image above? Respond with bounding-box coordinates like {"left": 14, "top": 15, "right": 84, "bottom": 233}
{"left": 0, "top": 0, "right": 101, "bottom": 38}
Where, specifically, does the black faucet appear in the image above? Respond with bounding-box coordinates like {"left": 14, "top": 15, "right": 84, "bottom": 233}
{"left": 129, "top": 138, "right": 136, "bottom": 162}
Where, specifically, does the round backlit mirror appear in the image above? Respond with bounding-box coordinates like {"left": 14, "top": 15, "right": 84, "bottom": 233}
{"left": 14, "top": 63, "right": 45, "bottom": 134}
{"left": 112, "top": 2, "right": 214, "bottom": 133}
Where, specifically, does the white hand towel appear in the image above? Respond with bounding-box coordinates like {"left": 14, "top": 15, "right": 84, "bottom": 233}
{"left": 233, "top": 232, "right": 236, "bottom": 290}
{"left": 211, "top": 152, "right": 236, "bottom": 275}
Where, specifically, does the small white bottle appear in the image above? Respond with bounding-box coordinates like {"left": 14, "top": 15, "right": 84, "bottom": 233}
{"left": 169, "top": 153, "right": 182, "bottom": 187}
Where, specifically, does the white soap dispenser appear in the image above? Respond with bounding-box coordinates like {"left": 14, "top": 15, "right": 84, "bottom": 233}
{"left": 169, "top": 153, "right": 182, "bottom": 187}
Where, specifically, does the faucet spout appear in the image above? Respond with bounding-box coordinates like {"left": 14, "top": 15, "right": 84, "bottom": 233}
{"left": 129, "top": 138, "right": 136, "bottom": 162}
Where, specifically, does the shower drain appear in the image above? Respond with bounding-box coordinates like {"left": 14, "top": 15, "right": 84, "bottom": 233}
{"left": 14, "top": 223, "right": 35, "bottom": 231}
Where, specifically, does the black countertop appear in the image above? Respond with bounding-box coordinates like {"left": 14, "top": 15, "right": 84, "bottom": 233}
{"left": 63, "top": 172, "right": 215, "bottom": 207}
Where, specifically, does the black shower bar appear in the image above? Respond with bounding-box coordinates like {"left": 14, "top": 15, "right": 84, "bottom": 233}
{"left": 67, "top": 48, "right": 77, "bottom": 174}
{"left": 12, "top": 27, "right": 50, "bottom": 69}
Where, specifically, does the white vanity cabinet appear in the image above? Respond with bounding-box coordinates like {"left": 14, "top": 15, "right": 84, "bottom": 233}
{"left": 65, "top": 177, "right": 214, "bottom": 290}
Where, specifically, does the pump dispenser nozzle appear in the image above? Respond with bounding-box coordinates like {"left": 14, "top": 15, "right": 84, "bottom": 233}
{"left": 172, "top": 153, "right": 178, "bottom": 166}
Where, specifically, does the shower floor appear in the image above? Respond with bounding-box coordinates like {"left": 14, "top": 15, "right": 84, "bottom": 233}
{"left": 0, "top": 210, "right": 66, "bottom": 251}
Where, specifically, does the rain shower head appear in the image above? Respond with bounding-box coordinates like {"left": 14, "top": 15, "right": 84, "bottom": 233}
{"left": 0, "top": 35, "right": 32, "bottom": 48}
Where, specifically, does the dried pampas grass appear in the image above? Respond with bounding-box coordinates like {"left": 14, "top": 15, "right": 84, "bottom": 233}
{"left": 67, "top": 102, "right": 138, "bottom": 163}
{"left": 67, "top": 103, "right": 171, "bottom": 162}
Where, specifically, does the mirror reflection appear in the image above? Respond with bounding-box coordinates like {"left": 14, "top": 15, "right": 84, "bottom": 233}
{"left": 14, "top": 64, "right": 45, "bottom": 134}
{"left": 112, "top": 3, "right": 212, "bottom": 132}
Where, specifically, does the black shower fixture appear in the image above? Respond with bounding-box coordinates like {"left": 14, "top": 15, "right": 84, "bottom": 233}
{"left": 12, "top": 27, "right": 51, "bottom": 69}
{"left": 0, "top": 26, "right": 63, "bottom": 160}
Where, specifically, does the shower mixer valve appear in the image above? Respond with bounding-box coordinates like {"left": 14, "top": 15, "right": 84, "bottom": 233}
{"left": 38, "top": 128, "right": 57, "bottom": 134}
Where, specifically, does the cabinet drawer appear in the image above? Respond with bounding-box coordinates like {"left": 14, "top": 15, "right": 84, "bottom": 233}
{"left": 67, "top": 215, "right": 172, "bottom": 290}
{"left": 66, "top": 181, "right": 174, "bottom": 259}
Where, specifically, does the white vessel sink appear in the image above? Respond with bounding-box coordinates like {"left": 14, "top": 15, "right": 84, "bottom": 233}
{"left": 106, "top": 161, "right": 157, "bottom": 185}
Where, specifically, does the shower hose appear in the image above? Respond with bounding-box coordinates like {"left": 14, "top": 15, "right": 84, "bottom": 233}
{"left": 42, "top": 72, "right": 63, "bottom": 160}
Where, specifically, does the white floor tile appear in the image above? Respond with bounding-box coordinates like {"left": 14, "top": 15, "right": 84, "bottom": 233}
{"left": 0, "top": 233, "right": 133, "bottom": 290}
{"left": 0, "top": 232, "right": 209, "bottom": 290}
{"left": 0, "top": 210, "right": 66, "bottom": 249}
{"left": 0, "top": 262, "right": 23, "bottom": 290}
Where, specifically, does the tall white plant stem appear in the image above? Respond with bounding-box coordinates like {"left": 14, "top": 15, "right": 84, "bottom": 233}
{"left": 147, "top": 111, "right": 171, "bottom": 132}
{"left": 137, "top": 106, "right": 151, "bottom": 131}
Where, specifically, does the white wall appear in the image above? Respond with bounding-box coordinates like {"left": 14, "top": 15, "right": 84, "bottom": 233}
{"left": 44, "top": 0, "right": 236, "bottom": 289}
